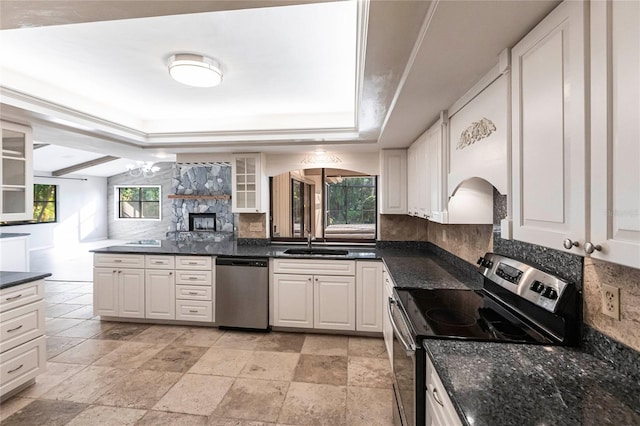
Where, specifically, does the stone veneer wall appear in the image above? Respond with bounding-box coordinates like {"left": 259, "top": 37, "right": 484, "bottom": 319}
{"left": 170, "top": 163, "right": 234, "bottom": 233}
{"left": 107, "top": 162, "right": 174, "bottom": 240}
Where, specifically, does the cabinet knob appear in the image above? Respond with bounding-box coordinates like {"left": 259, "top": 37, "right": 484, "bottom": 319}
{"left": 563, "top": 239, "right": 579, "bottom": 250}
{"left": 169, "top": 272, "right": 173, "bottom": 275}
{"left": 584, "top": 242, "right": 602, "bottom": 254}
{"left": 113, "top": 270, "right": 117, "bottom": 273}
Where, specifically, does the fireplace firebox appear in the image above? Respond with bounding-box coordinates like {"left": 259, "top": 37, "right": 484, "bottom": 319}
{"left": 189, "top": 213, "right": 217, "bottom": 232}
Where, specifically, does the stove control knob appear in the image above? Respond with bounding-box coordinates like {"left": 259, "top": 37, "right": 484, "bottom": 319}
{"left": 477, "top": 257, "right": 484, "bottom": 265}
{"left": 530, "top": 281, "right": 545, "bottom": 293}
{"left": 542, "top": 287, "right": 558, "bottom": 300}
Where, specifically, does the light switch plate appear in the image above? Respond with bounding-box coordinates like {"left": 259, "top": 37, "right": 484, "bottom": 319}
{"left": 249, "top": 222, "right": 263, "bottom": 232}
{"left": 601, "top": 283, "right": 620, "bottom": 320}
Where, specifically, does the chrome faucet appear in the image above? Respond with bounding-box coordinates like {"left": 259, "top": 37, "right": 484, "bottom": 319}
{"left": 306, "top": 229, "right": 313, "bottom": 248}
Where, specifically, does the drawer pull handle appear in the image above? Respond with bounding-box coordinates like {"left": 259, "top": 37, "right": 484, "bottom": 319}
{"left": 188, "top": 277, "right": 199, "bottom": 280}
{"left": 188, "top": 292, "right": 199, "bottom": 295}
{"left": 152, "top": 261, "right": 163, "bottom": 264}
{"left": 114, "top": 259, "right": 123, "bottom": 263}
{"left": 188, "top": 262, "right": 198, "bottom": 265}
{"left": 189, "top": 309, "right": 199, "bottom": 313}
{"left": 432, "top": 387, "right": 444, "bottom": 407}
{"left": 6, "top": 294, "right": 23, "bottom": 301}
{"left": 7, "top": 325, "right": 23, "bottom": 332}
{"left": 8, "top": 364, "right": 24, "bottom": 374}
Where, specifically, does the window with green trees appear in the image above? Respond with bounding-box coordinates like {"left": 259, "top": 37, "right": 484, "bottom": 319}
{"left": 33, "top": 184, "right": 57, "bottom": 223}
{"left": 326, "top": 177, "right": 376, "bottom": 226}
{"left": 116, "top": 186, "right": 161, "bottom": 219}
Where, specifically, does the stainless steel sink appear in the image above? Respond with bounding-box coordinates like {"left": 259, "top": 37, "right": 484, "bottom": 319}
{"left": 283, "top": 248, "right": 349, "bottom": 256}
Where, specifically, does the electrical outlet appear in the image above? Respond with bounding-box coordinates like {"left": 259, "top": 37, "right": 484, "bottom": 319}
{"left": 601, "top": 284, "right": 620, "bottom": 320}
{"left": 249, "top": 222, "right": 263, "bottom": 232}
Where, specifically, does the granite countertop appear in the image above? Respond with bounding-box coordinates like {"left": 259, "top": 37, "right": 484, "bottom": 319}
{"left": 0, "top": 233, "right": 30, "bottom": 239}
{"left": 0, "top": 271, "right": 52, "bottom": 290}
{"left": 424, "top": 339, "right": 640, "bottom": 426}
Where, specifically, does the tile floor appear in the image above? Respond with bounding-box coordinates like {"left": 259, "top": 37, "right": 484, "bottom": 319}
{"left": 1, "top": 279, "right": 394, "bottom": 425}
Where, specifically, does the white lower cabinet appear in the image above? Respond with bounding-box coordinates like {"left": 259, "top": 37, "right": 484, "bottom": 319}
{"left": 94, "top": 267, "right": 145, "bottom": 318}
{"left": 356, "top": 261, "right": 383, "bottom": 333}
{"left": 145, "top": 269, "right": 175, "bottom": 320}
{"left": 313, "top": 275, "right": 355, "bottom": 331}
{"left": 426, "top": 355, "right": 462, "bottom": 426}
{"left": 273, "top": 274, "right": 314, "bottom": 328}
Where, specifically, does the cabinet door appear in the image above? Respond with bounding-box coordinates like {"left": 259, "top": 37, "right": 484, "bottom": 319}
{"left": 416, "top": 136, "right": 430, "bottom": 219}
{"left": 407, "top": 144, "right": 418, "bottom": 216}
{"left": 273, "top": 274, "right": 313, "bottom": 328}
{"left": 94, "top": 268, "right": 118, "bottom": 317}
{"left": 0, "top": 121, "right": 33, "bottom": 222}
{"left": 118, "top": 269, "right": 145, "bottom": 318}
{"left": 356, "top": 261, "right": 383, "bottom": 332}
{"left": 426, "top": 121, "right": 445, "bottom": 222}
{"left": 511, "top": 0, "right": 587, "bottom": 251}
{"left": 145, "top": 270, "right": 175, "bottom": 320}
{"left": 314, "top": 275, "right": 355, "bottom": 331}
{"left": 232, "top": 154, "right": 266, "bottom": 213}
{"left": 590, "top": 0, "right": 640, "bottom": 269}
{"left": 379, "top": 149, "right": 408, "bottom": 214}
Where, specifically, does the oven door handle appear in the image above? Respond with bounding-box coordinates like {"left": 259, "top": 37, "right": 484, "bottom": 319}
{"left": 387, "top": 297, "right": 416, "bottom": 355}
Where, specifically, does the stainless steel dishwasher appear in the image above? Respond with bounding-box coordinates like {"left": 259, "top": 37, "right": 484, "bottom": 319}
{"left": 215, "top": 257, "right": 269, "bottom": 331}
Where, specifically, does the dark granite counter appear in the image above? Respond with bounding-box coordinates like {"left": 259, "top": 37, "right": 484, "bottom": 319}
{"left": 0, "top": 233, "right": 30, "bottom": 239}
{"left": 0, "top": 271, "right": 52, "bottom": 290}
{"left": 424, "top": 339, "right": 640, "bottom": 426}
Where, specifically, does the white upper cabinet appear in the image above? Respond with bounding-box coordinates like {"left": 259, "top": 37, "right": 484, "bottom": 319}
{"left": 231, "top": 153, "right": 268, "bottom": 213}
{"left": 0, "top": 121, "right": 33, "bottom": 222}
{"left": 511, "top": 0, "right": 587, "bottom": 251}
{"left": 589, "top": 0, "right": 640, "bottom": 268}
{"left": 379, "top": 149, "right": 408, "bottom": 214}
{"left": 407, "top": 143, "right": 419, "bottom": 217}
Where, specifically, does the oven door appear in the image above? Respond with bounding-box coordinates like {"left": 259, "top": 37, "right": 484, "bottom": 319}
{"left": 388, "top": 297, "right": 420, "bottom": 426}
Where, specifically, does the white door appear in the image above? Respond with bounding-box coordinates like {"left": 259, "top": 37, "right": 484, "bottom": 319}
{"left": 273, "top": 274, "right": 313, "bottom": 328}
{"left": 314, "top": 275, "right": 355, "bottom": 331}
{"left": 589, "top": 0, "right": 640, "bottom": 269}
{"left": 118, "top": 269, "right": 145, "bottom": 318}
{"left": 145, "top": 270, "right": 175, "bottom": 320}
{"left": 356, "top": 261, "right": 383, "bottom": 332}
{"left": 93, "top": 268, "right": 118, "bottom": 317}
{"left": 511, "top": 0, "right": 587, "bottom": 252}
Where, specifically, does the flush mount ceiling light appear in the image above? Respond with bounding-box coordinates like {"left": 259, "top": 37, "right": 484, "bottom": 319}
{"left": 168, "top": 54, "right": 222, "bottom": 88}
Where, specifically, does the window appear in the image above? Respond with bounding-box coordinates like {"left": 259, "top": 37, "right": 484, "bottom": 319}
{"left": 33, "top": 184, "right": 57, "bottom": 223}
{"left": 116, "top": 186, "right": 161, "bottom": 220}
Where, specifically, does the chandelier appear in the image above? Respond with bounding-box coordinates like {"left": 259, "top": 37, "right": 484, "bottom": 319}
{"left": 126, "top": 161, "right": 160, "bottom": 178}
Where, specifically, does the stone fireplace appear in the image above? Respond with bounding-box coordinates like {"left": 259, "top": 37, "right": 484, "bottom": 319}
{"left": 189, "top": 212, "right": 217, "bottom": 232}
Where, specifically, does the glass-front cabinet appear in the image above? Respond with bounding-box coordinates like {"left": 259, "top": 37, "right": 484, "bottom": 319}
{"left": 1, "top": 121, "right": 33, "bottom": 221}
{"left": 231, "top": 153, "right": 267, "bottom": 213}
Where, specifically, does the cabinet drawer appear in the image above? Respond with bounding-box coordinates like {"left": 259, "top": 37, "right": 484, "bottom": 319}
{"left": 273, "top": 259, "right": 355, "bottom": 276}
{"left": 145, "top": 255, "right": 175, "bottom": 269}
{"left": 0, "top": 280, "right": 44, "bottom": 313}
{"left": 175, "top": 300, "right": 213, "bottom": 322}
{"left": 426, "top": 356, "right": 462, "bottom": 426}
{"left": 0, "top": 300, "right": 45, "bottom": 353}
{"left": 176, "top": 285, "right": 212, "bottom": 301}
{"left": 94, "top": 254, "right": 144, "bottom": 269}
{"left": 176, "top": 256, "right": 213, "bottom": 270}
{"left": 0, "top": 335, "right": 46, "bottom": 396}
{"left": 175, "top": 270, "right": 213, "bottom": 286}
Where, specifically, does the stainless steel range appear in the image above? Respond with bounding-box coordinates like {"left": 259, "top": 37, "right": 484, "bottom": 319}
{"left": 389, "top": 253, "right": 580, "bottom": 426}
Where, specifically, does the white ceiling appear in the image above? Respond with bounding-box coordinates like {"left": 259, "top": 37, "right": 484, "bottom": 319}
{"left": 0, "top": 0, "right": 560, "bottom": 177}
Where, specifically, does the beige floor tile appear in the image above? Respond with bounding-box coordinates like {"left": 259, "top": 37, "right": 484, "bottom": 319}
{"left": 92, "top": 323, "right": 151, "bottom": 341}
{"left": 256, "top": 332, "right": 306, "bottom": 353}
{"left": 188, "top": 347, "right": 253, "bottom": 377}
{"left": 45, "top": 318, "right": 85, "bottom": 335}
{"left": 300, "top": 334, "right": 349, "bottom": 356}
{"left": 46, "top": 303, "right": 85, "bottom": 318}
{"left": 49, "top": 338, "right": 123, "bottom": 364}
{"left": 214, "top": 331, "right": 265, "bottom": 350}
{"left": 41, "top": 365, "right": 121, "bottom": 403}
{"left": 94, "top": 369, "right": 182, "bottom": 409}
{"left": 55, "top": 320, "right": 117, "bottom": 339}
{"left": 46, "top": 336, "right": 86, "bottom": 359}
{"left": 292, "top": 354, "right": 348, "bottom": 386}
{"left": 348, "top": 337, "right": 387, "bottom": 358}
{"left": 60, "top": 305, "right": 96, "bottom": 319}
{"left": 278, "top": 382, "right": 346, "bottom": 426}
{"left": 64, "top": 293, "right": 94, "bottom": 304}
{"left": 18, "top": 362, "right": 85, "bottom": 398}
{"left": 92, "top": 341, "right": 167, "bottom": 369}
{"left": 0, "top": 397, "right": 35, "bottom": 421}
{"left": 153, "top": 373, "right": 234, "bottom": 416}
{"left": 143, "top": 344, "right": 208, "bottom": 373}
{"left": 45, "top": 292, "right": 84, "bottom": 304}
{"left": 138, "top": 410, "right": 208, "bottom": 425}
{"left": 0, "top": 399, "right": 87, "bottom": 426}
{"left": 239, "top": 351, "right": 300, "bottom": 381}
{"left": 214, "top": 378, "right": 289, "bottom": 423}
{"left": 346, "top": 387, "right": 394, "bottom": 425}
{"left": 129, "top": 324, "right": 189, "bottom": 344}
{"left": 208, "top": 418, "right": 276, "bottom": 425}
{"left": 173, "top": 327, "right": 225, "bottom": 347}
{"left": 347, "top": 357, "right": 393, "bottom": 389}
{"left": 65, "top": 405, "right": 147, "bottom": 425}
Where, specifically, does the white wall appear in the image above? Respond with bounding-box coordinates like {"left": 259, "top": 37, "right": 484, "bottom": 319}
{"left": 2, "top": 173, "right": 108, "bottom": 250}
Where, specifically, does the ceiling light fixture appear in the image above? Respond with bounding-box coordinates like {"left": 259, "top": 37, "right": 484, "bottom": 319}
{"left": 168, "top": 54, "right": 222, "bottom": 88}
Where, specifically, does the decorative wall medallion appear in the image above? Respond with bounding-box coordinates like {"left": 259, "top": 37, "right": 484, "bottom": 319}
{"left": 300, "top": 154, "right": 342, "bottom": 165}
{"left": 457, "top": 117, "right": 496, "bottom": 150}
